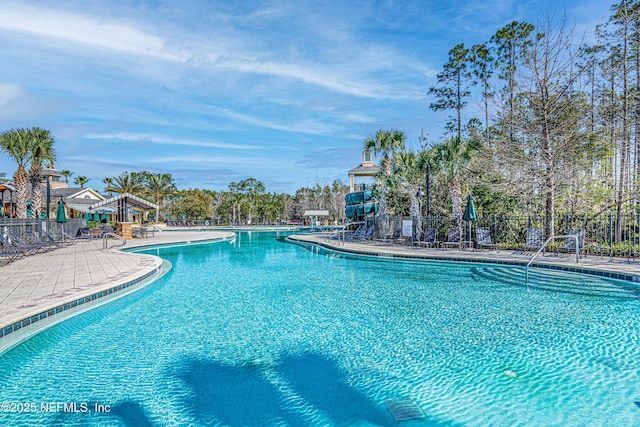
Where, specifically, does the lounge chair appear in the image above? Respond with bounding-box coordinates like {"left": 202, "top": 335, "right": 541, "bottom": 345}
{"left": 5, "top": 232, "right": 49, "bottom": 254}
{"left": 475, "top": 227, "right": 498, "bottom": 250}
{"left": 413, "top": 228, "right": 438, "bottom": 248}
{"left": 357, "top": 225, "right": 375, "bottom": 241}
{"left": 25, "top": 231, "right": 64, "bottom": 250}
{"left": 344, "top": 224, "right": 366, "bottom": 241}
{"left": 42, "top": 231, "right": 74, "bottom": 247}
{"left": 561, "top": 228, "right": 585, "bottom": 257}
{"left": 0, "top": 239, "right": 26, "bottom": 263}
{"left": 376, "top": 229, "right": 404, "bottom": 245}
{"left": 522, "top": 228, "right": 544, "bottom": 252}
{"left": 440, "top": 228, "right": 462, "bottom": 249}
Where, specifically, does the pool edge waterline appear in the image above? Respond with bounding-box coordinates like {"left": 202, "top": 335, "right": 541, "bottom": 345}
{"left": 286, "top": 234, "right": 640, "bottom": 284}
{"left": 0, "top": 234, "right": 236, "bottom": 356}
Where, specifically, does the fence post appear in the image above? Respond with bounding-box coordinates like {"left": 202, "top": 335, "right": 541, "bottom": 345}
{"left": 493, "top": 214, "right": 497, "bottom": 243}
{"left": 609, "top": 212, "right": 613, "bottom": 257}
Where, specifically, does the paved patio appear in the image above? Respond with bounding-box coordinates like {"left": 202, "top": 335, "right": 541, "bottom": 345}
{"left": 0, "top": 231, "right": 234, "bottom": 333}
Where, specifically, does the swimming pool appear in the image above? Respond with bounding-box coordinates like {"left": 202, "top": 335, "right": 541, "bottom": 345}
{"left": 0, "top": 231, "right": 639, "bottom": 426}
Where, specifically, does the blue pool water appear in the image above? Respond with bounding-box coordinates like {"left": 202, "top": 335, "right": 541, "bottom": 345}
{"left": 1, "top": 231, "right": 639, "bottom": 426}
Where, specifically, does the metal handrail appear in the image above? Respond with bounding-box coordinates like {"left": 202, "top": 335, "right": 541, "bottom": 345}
{"left": 334, "top": 221, "right": 365, "bottom": 246}
{"left": 103, "top": 232, "right": 127, "bottom": 250}
{"left": 525, "top": 234, "right": 580, "bottom": 284}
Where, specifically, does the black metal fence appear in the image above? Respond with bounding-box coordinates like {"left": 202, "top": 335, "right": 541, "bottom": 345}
{"left": 378, "top": 213, "right": 640, "bottom": 257}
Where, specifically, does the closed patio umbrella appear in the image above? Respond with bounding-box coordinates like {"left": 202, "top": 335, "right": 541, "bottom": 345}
{"left": 84, "top": 212, "right": 92, "bottom": 226}
{"left": 56, "top": 201, "right": 67, "bottom": 223}
{"left": 101, "top": 212, "right": 109, "bottom": 223}
{"left": 56, "top": 201, "right": 67, "bottom": 241}
{"left": 462, "top": 194, "right": 478, "bottom": 246}
{"left": 93, "top": 212, "right": 101, "bottom": 222}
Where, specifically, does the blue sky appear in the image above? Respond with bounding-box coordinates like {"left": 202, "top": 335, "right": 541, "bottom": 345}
{"left": 0, "top": 0, "right": 613, "bottom": 194}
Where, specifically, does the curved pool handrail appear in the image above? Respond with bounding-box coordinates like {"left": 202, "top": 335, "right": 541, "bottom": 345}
{"left": 103, "top": 232, "right": 127, "bottom": 250}
{"left": 525, "top": 234, "right": 579, "bottom": 284}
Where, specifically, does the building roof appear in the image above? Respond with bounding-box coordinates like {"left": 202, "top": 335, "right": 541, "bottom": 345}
{"left": 0, "top": 183, "right": 15, "bottom": 193}
{"left": 42, "top": 169, "right": 63, "bottom": 177}
{"left": 304, "top": 210, "right": 330, "bottom": 217}
{"left": 348, "top": 164, "right": 380, "bottom": 175}
{"left": 89, "top": 193, "right": 157, "bottom": 212}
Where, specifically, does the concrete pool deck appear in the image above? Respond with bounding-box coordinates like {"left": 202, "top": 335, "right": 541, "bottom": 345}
{"left": 288, "top": 233, "right": 640, "bottom": 282}
{"left": 0, "top": 231, "right": 235, "bottom": 342}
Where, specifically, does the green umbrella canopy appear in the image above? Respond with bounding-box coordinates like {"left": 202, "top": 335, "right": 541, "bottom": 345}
{"left": 26, "top": 200, "right": 33, "bottom": 218}
{"left": 84, "top": 212, "right": 93, "bottom": 225}
{"left": 463, "top": 194, "right": 478, "bottom": 222}
{"left": 55, "top": 201, "right": 67, "bottom": 223}
{"left": 101, "top": 212, "right": 109, "bottom": 223}
{"left": 93, "top": 212, "right": 101, "bottom": 222}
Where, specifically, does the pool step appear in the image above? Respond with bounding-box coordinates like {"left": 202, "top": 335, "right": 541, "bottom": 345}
{"left": 470, "top": 266, "right": 640, "bottom": 299}
{"left": 385, "top": 398, "right": 425, "bottom": 422}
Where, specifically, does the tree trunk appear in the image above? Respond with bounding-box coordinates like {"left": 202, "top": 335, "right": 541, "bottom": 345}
{"left": 617, "top": 19, "right": 630, "bottom": 243}
{"left": 14, "top": 167, "right": 28, "bottom": 219}
{"left": 450, "top": 179, "right": 463, "bottom": 233}
{"left": 30, "top": 180, "right": 43, "bottom": 218}
{"left": 410, "top": 192, "right": 422, "bottom": 241}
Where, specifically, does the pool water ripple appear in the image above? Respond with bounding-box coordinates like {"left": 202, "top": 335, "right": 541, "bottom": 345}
{"left": 0, "top": 231, "right": 639, "bottom": 426}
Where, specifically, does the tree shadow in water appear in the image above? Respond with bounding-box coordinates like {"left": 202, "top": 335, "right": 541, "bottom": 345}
{"left": 107, "top": 401, "right": 156, "bottom": 427}
{"left": 277, "top": 352, "right": 395, "bottom": 426}
{"left": 176, "top": 358, "right": 303, "bottom": 426}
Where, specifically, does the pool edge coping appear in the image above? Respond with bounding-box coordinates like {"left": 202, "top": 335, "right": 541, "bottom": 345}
{"left": 287, "top": 234, "right": 640, "bottom": 284}
{"left": 0, "top": 234, "right": 236, "bottom": 355}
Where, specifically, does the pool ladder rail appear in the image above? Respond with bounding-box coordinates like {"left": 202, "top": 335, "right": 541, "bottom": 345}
{"left": 102, "top": 232, "right": 127, "bottom": 250}
{"left": 525, "top": 234, "right": 580, "bottom": 285}
{"left": 326, "top": 221, "right": 365, "bottom": 246}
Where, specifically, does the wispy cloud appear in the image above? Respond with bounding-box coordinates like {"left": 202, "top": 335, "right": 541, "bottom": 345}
{"left": 0, "top": 82, "right": 22, "bottom": 107}
{"left": 0, "top": 3, "right": 183, "bottom": 61}
{"left": 0, "top": 0, "right": 615, "bottom": 194}
{"left": 141, "top": 154, "right": 283, "bottom": 168}
{"left": 0, "top": 2, "right": 425, "bottom": 101}
{"left": 84, "top": 132, "right": 262, "bottom": 150}
{"left": 212, "top": 107, "right": 339, "bottom": 135}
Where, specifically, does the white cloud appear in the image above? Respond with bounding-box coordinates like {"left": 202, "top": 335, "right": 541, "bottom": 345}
{"left": 0, "top": 3, "right": 425, "bottom": 101}
{"left": 0, "top": 3, "right": 182, "bottom": 61}
{"left": 142, "top": 154, "right": 280, "bottom": 168}
{"left": 212, "top": 107, "right": 340, "bottom": 135}
{"left": 0, "top": 82, "right": 23, "bottom": 108}
{"left": 84, "top": 132, "right": 262, "bottom": 150}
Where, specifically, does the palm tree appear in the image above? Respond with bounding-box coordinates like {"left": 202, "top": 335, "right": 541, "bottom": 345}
{"left": 0, "top": 128, "right": 32, "bottom": 218}
{"left": 74, "top": 176, "right": 90, "bottom": 188}
{"left": 364, "top": 130, "right": 406, "bottom": 176}
{"left": 61, "top": 170, "right": 73, "bottom": 183}
{"left": 364, "top": 129, "right": 405, "bottom": 236}
{"left": 105, "top": 172, "right": 142, "bottom": 195}
{"left": 433, "top": 136, "right": 480, "bottom": 232}
{"left": 393, "top": 149, "right": 429, "bottom": 240}
{"left": 102, "top": 177, "right": 114, "bottom": 196}
{"left": 142, "top": 173, "right": 176, "bottom": 223}
{"left": 27, "top": 128, "right": 55, "bottom": 217}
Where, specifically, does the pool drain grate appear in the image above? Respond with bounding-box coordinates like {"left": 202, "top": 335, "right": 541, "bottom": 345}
{"left": 385, "top": 398, "right": 425, "bottom": 422}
